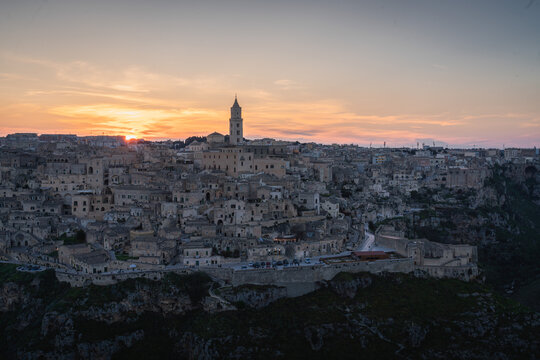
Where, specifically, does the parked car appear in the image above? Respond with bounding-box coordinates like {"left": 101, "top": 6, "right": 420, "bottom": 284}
{"left": 305, "top": 258, "right": 311, "bottom": 264}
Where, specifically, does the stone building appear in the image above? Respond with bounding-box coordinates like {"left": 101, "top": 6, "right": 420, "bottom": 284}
{"left": 207, "top": 132, "right": 225, "bottom": 145}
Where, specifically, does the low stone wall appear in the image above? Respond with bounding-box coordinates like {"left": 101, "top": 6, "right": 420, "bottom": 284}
{"left": 8, "top": 251, "right": 66, "bottom": 270}
{"left": 416, "top": 264, "right": 479, "bottom": 282}
{"left": 259, "top": 215, "right": 325, "bottom": 227}
{"left": 53, "top": 258, "right": 478, "bottom": 288}
{"left": 54, "top": 259, "right": 414, "bottom": 287}
{"left": 231, "top": 258, "right": 414, "bottom": 286}
{"left": 56, "top": 268, "right": 193, "bottom": 287}
{"left": 199, "top": 266, "right": 234, "bottom": 282}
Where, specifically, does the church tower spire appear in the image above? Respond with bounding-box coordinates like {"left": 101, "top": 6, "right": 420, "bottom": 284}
{"left": 229, "top": 95, "right": 243, "bottom": 145}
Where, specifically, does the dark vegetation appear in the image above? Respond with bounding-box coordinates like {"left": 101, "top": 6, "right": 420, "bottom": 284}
{"left": 59, "top": 229, "right": 86, "bottom": 245}
{"left": 219, "top": 248, "right": 240, "bottom": 258}
{"left": 0, "top": 265, "right": 211, "bottom": 358}
{"left": 394, "top": 164, "right": 540, "bottom": 310}
{"left": 479, "top": 165, "right": 540, "bottom": 300}
{"left": 0, "top": 266, "right": 537, "bottom": 359}
{"left": 171, "top": 136, "right": 208, "bottom": 149}
{"left": 115, "top": 253, "right": 139, "bottom": 261}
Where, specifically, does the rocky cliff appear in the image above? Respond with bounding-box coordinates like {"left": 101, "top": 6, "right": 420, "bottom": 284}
{"left": 219, "top": 284, "right": 288, "bottom": 308}
{"left": 0, "top": 264, "right": 538, "bottom": 359}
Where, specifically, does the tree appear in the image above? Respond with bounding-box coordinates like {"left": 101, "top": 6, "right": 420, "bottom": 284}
{"left": 75, "top": 229, "right": 86, "bottom": 243}
{"left": 184, "top": 136, "right": 207, "bottom": 146}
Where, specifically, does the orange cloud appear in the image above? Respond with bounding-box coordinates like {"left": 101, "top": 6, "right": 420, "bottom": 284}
{"left": 0, "top": 53, "right": 538, "bottom": 147}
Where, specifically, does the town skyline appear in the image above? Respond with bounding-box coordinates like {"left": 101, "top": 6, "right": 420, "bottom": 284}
{"left": 1, "top": 95, "right": 536, "bottom": 150}
{"left": 1, "top": 0, "right": 539, "bottom": 148}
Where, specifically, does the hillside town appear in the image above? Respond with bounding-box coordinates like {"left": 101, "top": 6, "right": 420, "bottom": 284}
{"left": 0, "top": 98, "right": 537, "bottom": 287}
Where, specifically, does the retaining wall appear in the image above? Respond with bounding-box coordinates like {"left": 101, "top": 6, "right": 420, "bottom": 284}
{"left": 231, "top": 258, "right": 414, "bottom": 286}
{"left": 54, "top": 258, "right": 478, "bottom": 288}
{"left": 416, "top": 264, "right": 479, "bottom": 282}
{"left": 56, "top": 268, "right": 193, "bottom": 287}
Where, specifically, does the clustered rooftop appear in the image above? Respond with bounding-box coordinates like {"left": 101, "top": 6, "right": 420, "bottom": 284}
{"left": 0, "top": 97, "right": 534, "bottom": 282}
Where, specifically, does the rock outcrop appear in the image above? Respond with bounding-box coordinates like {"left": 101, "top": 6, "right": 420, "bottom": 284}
{"left": 220, "top": 284, "right": 287, "bottom": 308}
{"left": 1, "top": 265, "right": 538, "bottom": 359}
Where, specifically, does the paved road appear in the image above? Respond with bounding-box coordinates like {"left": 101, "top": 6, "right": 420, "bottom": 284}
{"left": 358, "top": 230, "right": 375, "bottom": 251}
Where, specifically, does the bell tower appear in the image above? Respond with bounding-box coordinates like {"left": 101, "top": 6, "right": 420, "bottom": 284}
{"left": 229, "top": 95, "right": 243, "bottom": 145}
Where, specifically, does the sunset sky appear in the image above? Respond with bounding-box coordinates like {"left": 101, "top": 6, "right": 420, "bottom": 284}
{"left": 1, "top": 0, "right": 539, "bottom": 147}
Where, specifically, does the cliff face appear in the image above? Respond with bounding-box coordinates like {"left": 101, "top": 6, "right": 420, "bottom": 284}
{"left": 392, "top": 164, "right": 540, "bottom": 310}
{"left": 0, "top": 265, "right": 211, "bottom": 359}
{"left": 219, "top": 284, "right": 288, "bottom": 308}
{"left": 0, "top": 264, "right": 538, "bottom": 359}
{"left": 1, "top": 281, "right": 29, "bottom": 312}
